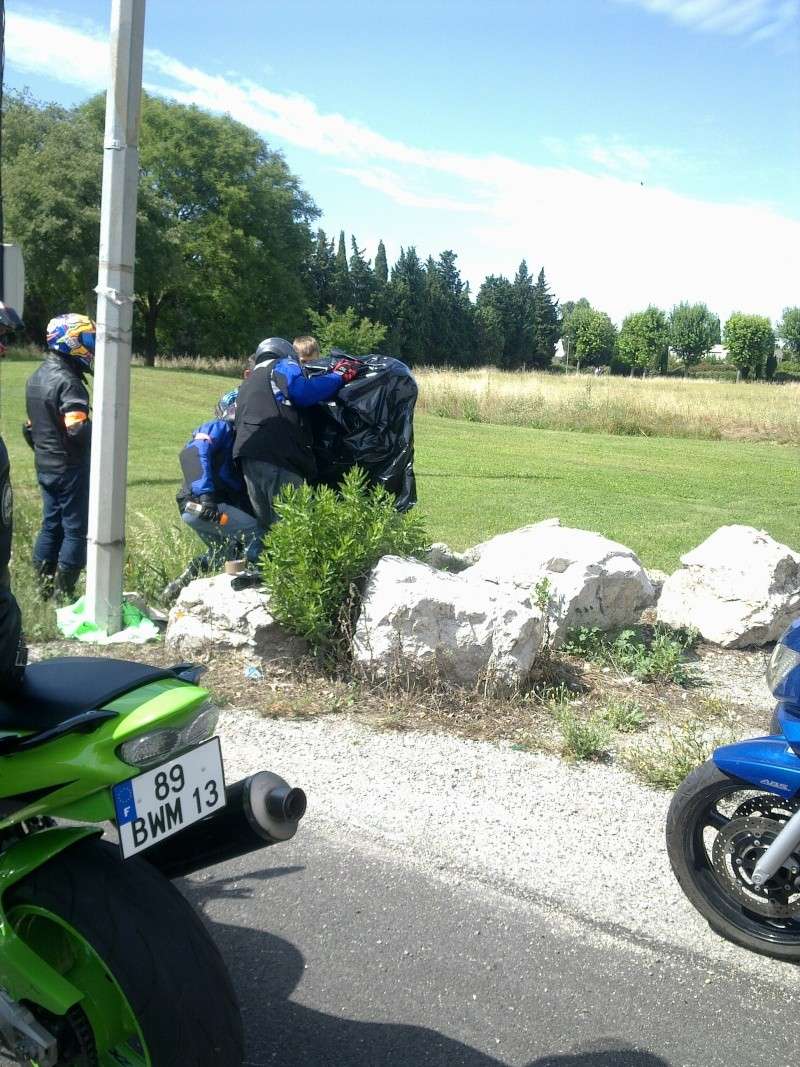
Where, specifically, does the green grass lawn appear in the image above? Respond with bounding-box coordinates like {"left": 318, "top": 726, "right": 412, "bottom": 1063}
{"left": 2, "top": 360, "right": 798, "bottom": 575}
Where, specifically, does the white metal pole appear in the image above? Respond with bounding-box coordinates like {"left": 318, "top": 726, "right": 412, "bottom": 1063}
{"left": 85, "top": 0, "right": 146, "bottom": 634}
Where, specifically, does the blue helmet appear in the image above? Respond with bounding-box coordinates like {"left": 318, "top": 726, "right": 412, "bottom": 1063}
{"left": 46, "top": 313, "right": 96, "bottom": 372}
{"left": 215, "top": 389, "right": 238, "bottom": 422}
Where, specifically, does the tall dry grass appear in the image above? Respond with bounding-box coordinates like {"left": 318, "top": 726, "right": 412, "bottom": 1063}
{"left": 414, "top": 368, "right": 800, "bottom": 443}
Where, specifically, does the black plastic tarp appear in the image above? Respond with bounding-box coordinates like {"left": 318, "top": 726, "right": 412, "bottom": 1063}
{"left": 306, "top": 352, "right": 417, "bottom": 511}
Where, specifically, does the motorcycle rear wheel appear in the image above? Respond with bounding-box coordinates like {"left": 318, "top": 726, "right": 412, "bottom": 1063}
{"left": 667, "top": 759, "right": 800, "bottom": 961}
{"left": 6, "top": 837, "right": 243, "bottom": 1066}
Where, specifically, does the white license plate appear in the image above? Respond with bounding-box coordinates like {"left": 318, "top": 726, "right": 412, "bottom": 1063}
{"left": 112, "top": 738, "right": 226, "bottom": 859}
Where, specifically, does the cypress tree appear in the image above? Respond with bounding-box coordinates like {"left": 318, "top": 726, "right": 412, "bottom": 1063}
{"left": 374, "top": 240, "right": 389, "bottom": 288}
{"left": 349, "top": 236, "right": 377, "bottom": 319}
{"left": 332, "top": 230, "right": 353, "bottom": 311}
{"left": 530, "top": 267, "right": 559, "bottom": 368}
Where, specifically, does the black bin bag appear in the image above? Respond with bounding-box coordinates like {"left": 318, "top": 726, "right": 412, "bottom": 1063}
{"left": 306, "top": 352, "right": 417, "bottom": 511}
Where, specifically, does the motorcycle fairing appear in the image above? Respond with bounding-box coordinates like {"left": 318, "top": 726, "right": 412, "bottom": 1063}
{"left": 713, "top": 735, "right": 800, "bottom": 797}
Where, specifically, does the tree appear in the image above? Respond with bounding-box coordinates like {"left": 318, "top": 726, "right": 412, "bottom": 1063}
{"left": 307, "top": 229, "right": 336, "bottom": 314}
{"left": 420, "top": 250, "right": 475, "bottom": 366}
{"left": 507, "top": 259, "right": 535, "bottom": 368}
{"left": 475, "top": 274, "right": 517, "bottom": 368}
{"left": 570, "top": 306, "right": 617, "bottom": 370}
{"left": 1, "top": 91, "right": 103, "bottom": 340}
{"left": 307, "top": 306, "right": 387, "bottom": 356}
{"left": 724, "top": 313, "right": 775, "bottom": 381}
{"left": 668, "top": 302, "right": 720, "bottom": 375}
{"left": 474, "top": 304, "right": 505, "bottom": 361}
{"left": 529, "top": 268, "right": 559, "bottom": 369}
{"left": 777, "top": 307, "right": 800, "bottom": 360}
{"left": 2, "top": 91, "right": 319, "bottom": 360}
{"left": 560, "top": 298, "right": 591, "bottom": 369}
{"left": 617, "top": 306, "right": 669, "bottom": 376}
{"left": 374, "top": 240, "right": 389, "bottom": 288}
{"left": 348, "top": 237, "right": 377, "bottom": 320}
{"left": 331, "top": 231, "right": 352, "bottom": 312}
{"left": 384, "top": 247, "right": 426, "bottom": 363}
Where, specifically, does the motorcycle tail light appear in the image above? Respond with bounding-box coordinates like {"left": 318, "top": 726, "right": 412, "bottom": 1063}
{"left": 117, "top": 702, "right": 220, "bottom": 768}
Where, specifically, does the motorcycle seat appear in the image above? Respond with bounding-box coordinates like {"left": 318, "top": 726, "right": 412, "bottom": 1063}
{"left": 0, "top": 657, "right": 183, "bottom": 734}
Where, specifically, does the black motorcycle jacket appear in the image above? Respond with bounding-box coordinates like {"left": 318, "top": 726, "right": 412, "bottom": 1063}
{"left": 25, "top": 355, "right": 91, "bottom": 472}
{"left": 0, "top": 436, "right": 26, "bottom": 693}
{"left": 233, "top": 359, "right": 317, "bottom": 481}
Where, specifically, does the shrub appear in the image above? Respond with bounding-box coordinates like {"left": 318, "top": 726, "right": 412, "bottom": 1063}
{"left": 599, "top": 698, "right": 646, "bottom": 733}
{"left": 563, "top": 624, "right": 696, "bottom": 685}
{"left": 625, "top": 719, "right": 725, "bottom": 790}
{"left": 260, "top": 467, "right": 429, "bottom": 653}
{"left": 554, "top": 706, "right": 612, "bottom": 762}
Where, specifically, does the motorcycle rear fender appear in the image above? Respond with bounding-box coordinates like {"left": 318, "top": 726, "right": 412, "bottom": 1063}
{"left": 0, "top": 681, "right": 210, "bottom": 830}
{"left": 713, "top": 736, "right": 800, "bottom": 798}
{"left": 0, "top": 825, "right": 101, "bottom": 1015}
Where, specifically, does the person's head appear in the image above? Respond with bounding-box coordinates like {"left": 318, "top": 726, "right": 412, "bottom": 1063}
{"left": 0, "top": 303, "right": 24, "bottom": 357}
{"left": 250, "top": 336, "right": 297, "bottom": 369}
{"left": 46, "top": 313, "right": 96, "bottom": 373}
{"left": 215, "top": 388, "right": 238, "bottom": 422}
{"left": 292, "top": 335, "right": 320, "bottom": 364}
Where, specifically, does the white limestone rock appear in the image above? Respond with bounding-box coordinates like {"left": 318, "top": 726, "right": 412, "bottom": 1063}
{"left": 656, "top": 525, "right": 800, "bottom": 648}
{"left": 424, "top": 542, "right": 474, "bottom": 572}
{"left": 462, "top": 519, "right": 655, "bottom": 646}
{"left": 166, "top": 574, "right": 306, "bottom": 661}
{"left": 353, "top": 555, "right": 545, "bottom": 687}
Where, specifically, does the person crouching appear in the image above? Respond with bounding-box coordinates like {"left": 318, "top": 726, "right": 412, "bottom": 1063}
{"left": 162, "top": 391, "right": 266, "bottom": 603}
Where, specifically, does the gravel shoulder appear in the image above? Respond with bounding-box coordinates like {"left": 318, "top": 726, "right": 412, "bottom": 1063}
{"left": 218, "top": 707, "right": 797, "bottom": 988}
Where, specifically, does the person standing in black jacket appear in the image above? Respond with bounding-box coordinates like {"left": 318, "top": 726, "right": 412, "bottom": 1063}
{"left": 233, "top": 336, "right": 359, "bottom": 527}
{"left": 24, "top": 314, "right": 95, "bottom": 601}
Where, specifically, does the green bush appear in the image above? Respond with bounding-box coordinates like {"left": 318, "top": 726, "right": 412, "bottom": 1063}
{"left": 260, "top": 467, "right": 429, "bottom": 653}
{"left": 563, "top": 624, "right": 697, "bottom": 685}
{"left": 625, "top": 719, "right": 724, "bottom": 790}
{"left": 555, "top": 706, "right": 612, "bottom": 762}
{"left": 599, "top": 697, "right": 646, "bottom": 733}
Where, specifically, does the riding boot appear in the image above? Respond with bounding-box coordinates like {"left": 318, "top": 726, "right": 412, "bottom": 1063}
{"left": 53, "top": 565, "right": 82, "bottom": 603}
{"left": 160, "top": 555, "right": 208, "bottom": 605}
{"left": 34, "top": 560, "right": 57, "bottom": 601}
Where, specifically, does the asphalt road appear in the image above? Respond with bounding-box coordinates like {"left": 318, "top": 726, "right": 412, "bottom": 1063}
{"left": 179, "top": 825, "right": 798, "bottom": 1067}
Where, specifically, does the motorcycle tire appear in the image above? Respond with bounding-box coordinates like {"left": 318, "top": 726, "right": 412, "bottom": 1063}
{"left": 6, "top": 836, "right": 244, "bottom": 1066}
{"left": 666, "top": 759, "right": 800, "bottom": 961}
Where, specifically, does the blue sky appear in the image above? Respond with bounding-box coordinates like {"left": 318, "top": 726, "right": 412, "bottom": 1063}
{"left": 5, "top": 0, "right": 799, "bottom": 322}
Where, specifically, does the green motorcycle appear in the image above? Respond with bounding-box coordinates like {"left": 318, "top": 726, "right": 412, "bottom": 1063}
{"left": 0, "top": 656, "right": 306, "bottom": 1066}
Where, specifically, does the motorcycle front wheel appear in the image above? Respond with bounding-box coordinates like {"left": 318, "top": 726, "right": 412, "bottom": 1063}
{"left": 667, "top": 759, "right": 800, "bottom": 961}
{"left": 6, "top": 837, "right": 243, "bottom": 1066}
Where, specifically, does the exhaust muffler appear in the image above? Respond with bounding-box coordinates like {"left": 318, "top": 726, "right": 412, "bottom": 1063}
{"left": 143, "top": 770, "right": 307, "bottom": 880}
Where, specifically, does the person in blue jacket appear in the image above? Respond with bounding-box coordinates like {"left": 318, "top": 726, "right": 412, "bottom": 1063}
{"left": 233, "top": 335, "right": 360, "bottom": 527}
{"left": 162, "top": 391, "right": 265, "bottom": 602}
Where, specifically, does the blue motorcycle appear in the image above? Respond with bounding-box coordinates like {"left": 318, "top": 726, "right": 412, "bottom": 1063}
{"left": 667, "top": 618, "right": 800, "bottom": 959}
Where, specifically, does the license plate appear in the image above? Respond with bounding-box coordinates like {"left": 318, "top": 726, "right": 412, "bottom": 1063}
{"left": 112, "top": 738, "right": 226, "bottom": 859}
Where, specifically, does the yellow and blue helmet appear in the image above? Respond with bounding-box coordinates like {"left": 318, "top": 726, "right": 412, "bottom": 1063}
{"left": 46, "top": 314, "right": 96, "bottom": 371}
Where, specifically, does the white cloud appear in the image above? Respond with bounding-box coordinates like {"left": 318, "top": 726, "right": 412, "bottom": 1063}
{"left": 5, "top": 9, "right": 799, "bottom": 324}
{"left": 616, "top": 0, "right": 800, "bottom": 41}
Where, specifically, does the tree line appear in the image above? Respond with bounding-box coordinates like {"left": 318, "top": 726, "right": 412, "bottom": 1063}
{"left": 2, "top": 90, "right": 797, "bottom": 376}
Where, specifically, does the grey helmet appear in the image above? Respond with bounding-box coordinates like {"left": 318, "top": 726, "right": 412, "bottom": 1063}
{"left": 252, "top": 336, "right": 297, "bottom": 367}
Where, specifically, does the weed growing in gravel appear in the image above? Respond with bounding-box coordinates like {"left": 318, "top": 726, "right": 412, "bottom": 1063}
{"left": 599, "top": 698, "right": 647, "bottom": 733}
{"left": 563, "top": 624, "right": 697, "bottom": 685}
{"left": 624, "top": 718, "right": 728, "bottom": 789}
{"left": 554, "top": 706, "right": 612, "bottom": 762}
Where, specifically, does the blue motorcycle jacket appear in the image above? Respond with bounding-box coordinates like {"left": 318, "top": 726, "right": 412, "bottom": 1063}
{"left": 177, "top": 419, "right": 251, "bottom": 512}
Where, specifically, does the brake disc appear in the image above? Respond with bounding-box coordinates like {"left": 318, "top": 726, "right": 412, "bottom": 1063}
{"left": 712, "top": 815, "right": 800, "bottom": 918}
{"left": 733, "top": 795, "right": 800, "bottom": 822}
